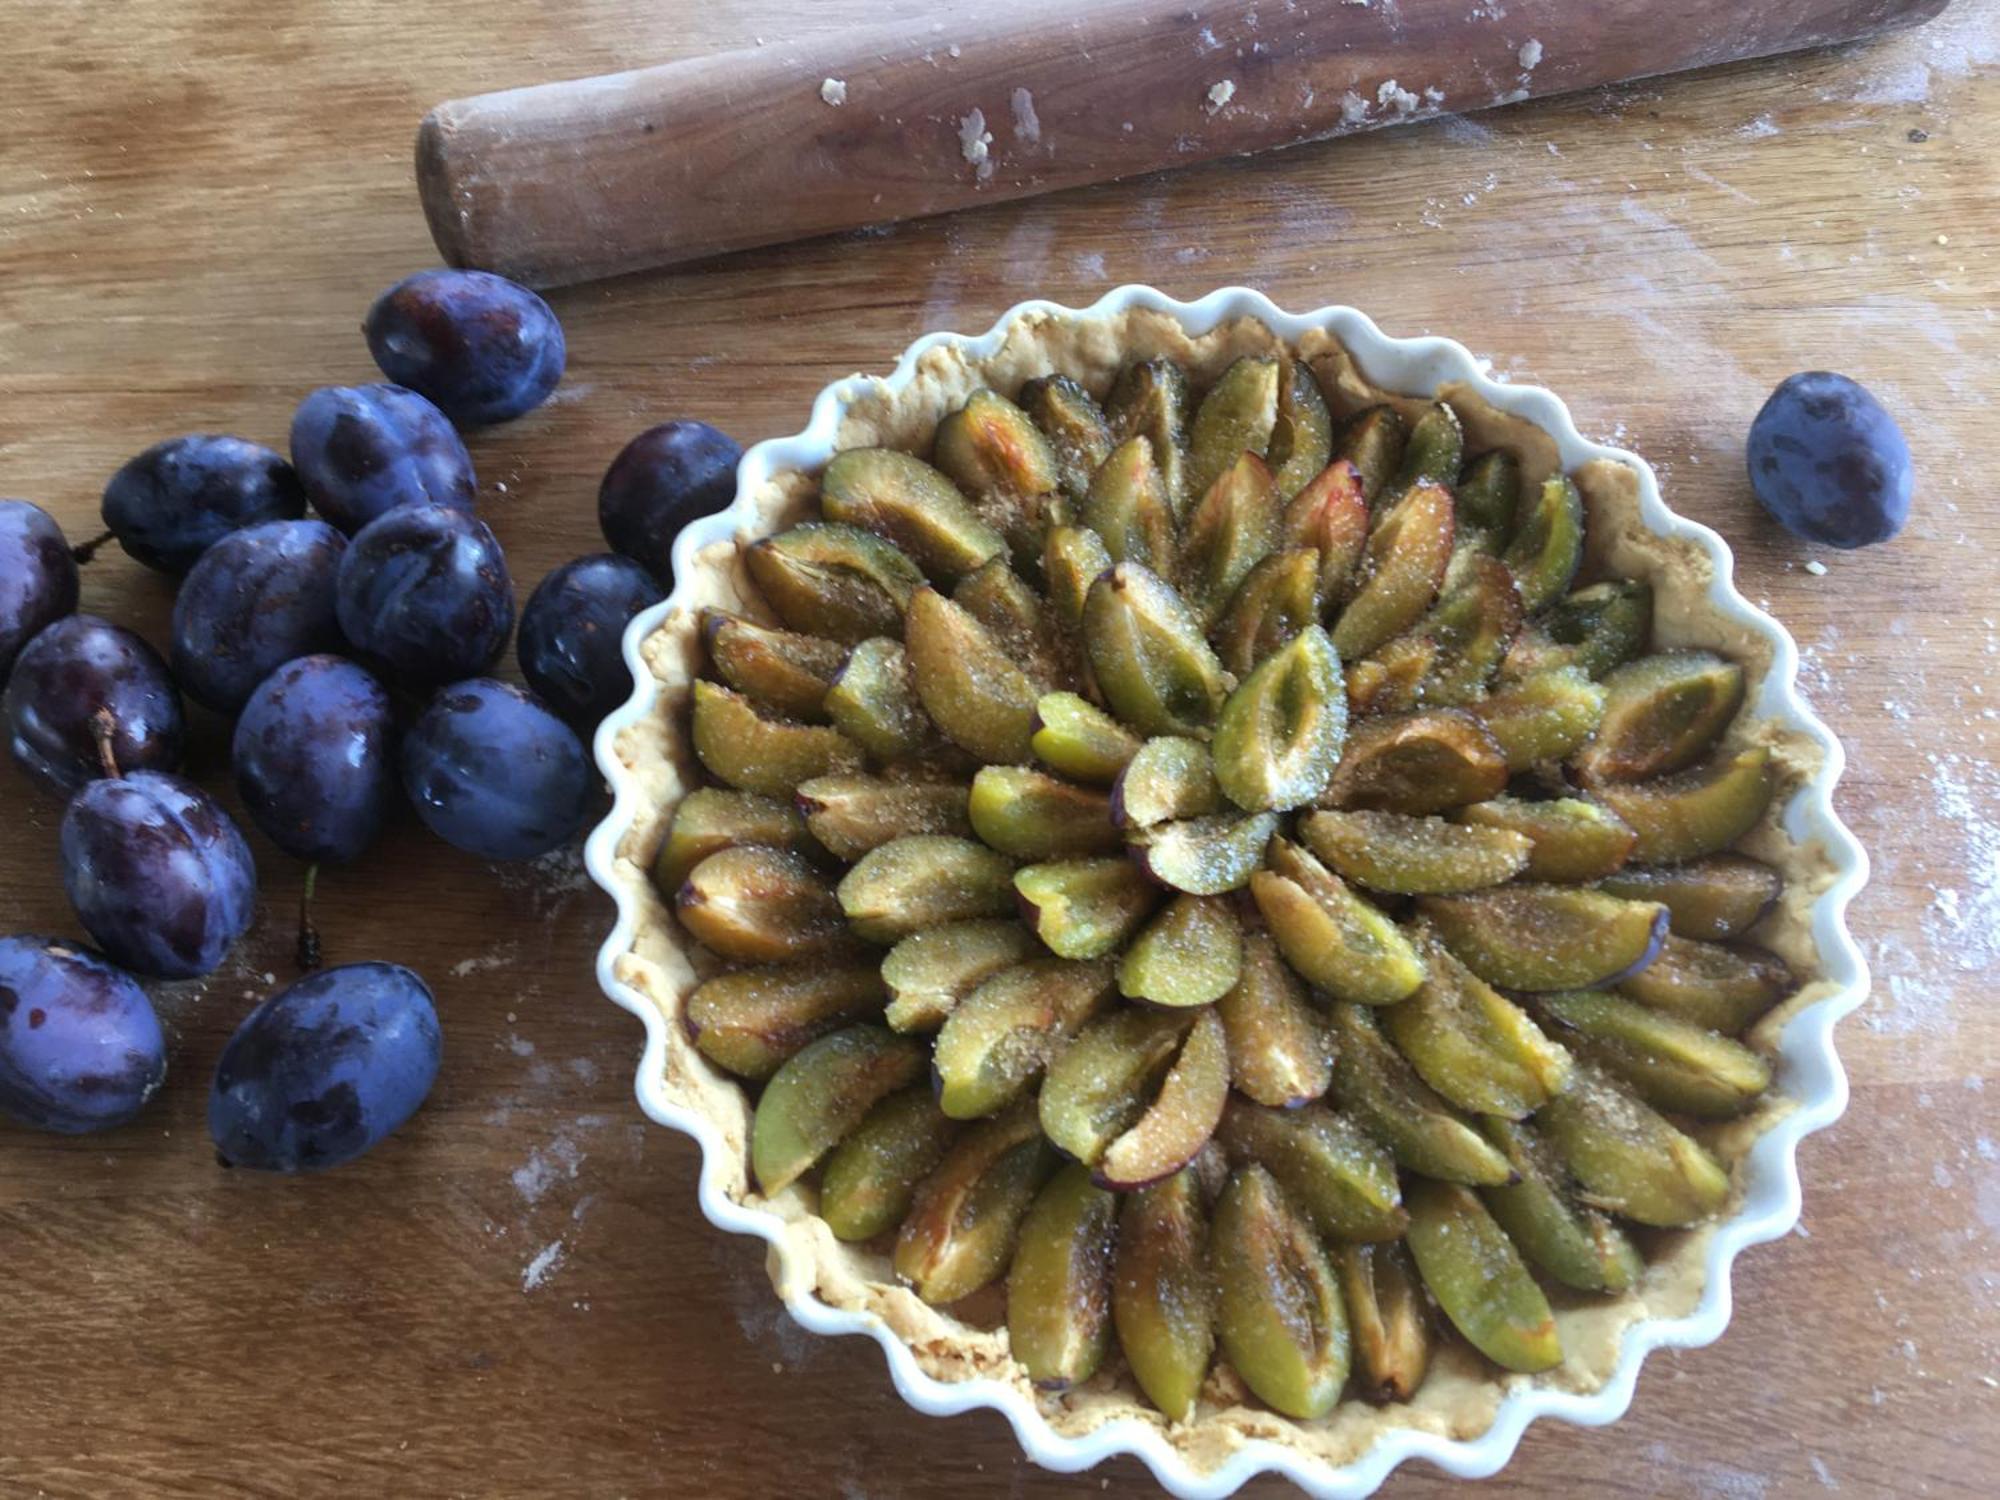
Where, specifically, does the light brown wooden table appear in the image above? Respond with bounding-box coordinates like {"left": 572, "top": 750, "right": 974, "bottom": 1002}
{"left": 2, "top": 3, "right": 1995, "bottom": 1495}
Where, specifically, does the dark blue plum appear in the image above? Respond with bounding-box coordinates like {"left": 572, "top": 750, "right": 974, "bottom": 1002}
{"left": 517, "top": 553, "right": 662, "bottom": 728}
{"left": 234, "top": 655, "right": 398, "bottom": 864}
{"left": 2, "top": 614, "right": 184, "bottom": 796}
{"left": 99, "top": 434, "right": 307, "bottom": 575}
{"left": 334, "top": 504, "right": 513, "bottom": 687}
{"left": 401, "top": 679, "right": 591, "bottom": 861}
{"left": 289, "top": 383, "right": 477, "bottom": 535}
{"left": 208, "top": 961, "right": 441, "bottom": 1172}
{"left": 0, "top": 500, "right": 79, "bottom": 684}
{"left": 598, "top": 420, "right": 742, "bottom": 582}
{"left": 1747, "top": 372, "right": 1912, "bottom": 550}
{"left": 61, "top": 771, "right": 257, "bottom": 980}
{"left": 363, "top": 269, "right": 566, "bottom": 427}
{"left": 0, "top": 935, "right": 166, "bottom": 1134}
{"left": 169, "top": 519, "right": 347, "bottom": 712}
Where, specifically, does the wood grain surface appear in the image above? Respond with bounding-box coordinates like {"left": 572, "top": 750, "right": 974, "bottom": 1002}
{"left": 2, "top": 3, "right": 1995, "bottom": 1496}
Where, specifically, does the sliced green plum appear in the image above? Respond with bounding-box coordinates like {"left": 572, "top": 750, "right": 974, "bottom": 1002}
{"left": 1418, "top": 884, "right": 1669, "bottom": 991}
{"left": 685, "top": 963, "right": 888, "bottom": 1079}
{"left": 1119, "top": 894, "right": 1243, "bottom": 1008}
{"left": 1404, "top": 1178, "right": 1561, "bottom": 1374}
{"left": 751, "top": 1026, "right": 926, "bottom": 1194}
{"left": 1281, "top": 459, "right": 1369, "bottom": 605}
{"left": 1113, "top": 1169, "right": 1215, "bottom": 1421}
{"left": 1180, "top": 451, "right": 1282, "bottom": 625}
{"left": 952, "top": 556, "right": 1069, "bottom": 693}
{"left": 1215, "top": 1097, "right": 1406, "bottom": 1241}
{"left": 1187, "top": 355, "right": 1280, "bottom": 505}
{"left": 1250, "top": 838, "right": 1425, "bottom": 1004}
{"left": 905, "top": 585, "right": 1040, "bottom": 764}
{"left": 1595, "top": 854, "right": 1782, "bottom": 942}
{"left": 1454, "top": 449, "right": 1521, "bottom": 547}
{"left": 933, "top": 958, "right": 1114, "bottom": 1118}
{"left": 1112, "top": 735, "right": 1223, "bottom": 829}
{"left": 1615, "top": 933, "right": 1793, "bottom": 1034}
{"left": 1322, "top": 708, "right": 1508, "bottom": 815}
{"left": 1587, "top": 745, "right": 1776, "bottom": 865}
{"left": 1337, "top": 1241, "right": 1432, "bottom": 1403}
{"left": 1298, "top": 809, "right": 1531, "bottom": 896}
{"left": 1020, "top": 374, "right": 1115, "bottom": 505}
{"left": 1529, "top": 579, "right": 1653, "bottom": 679}
{"left": 823, "top": 637, "right": 939, "bottom": 762}
{"left": 821, "top": 1086, "right": 959, "bottom": 1241}
{"left": 1008, "top": 1163, "right": 1118, "bottom": 1387}
{"left": 1084, "top": 564, "right": 1232, "bottom": 738}
{"left": 1537, "top": 989, "right": 1771, "bottom": 1117}
{"left": 1210, "top": 624, "right": 1346, "bottom": 812}
{"left": 1326, "top": 1003, "right": 1513, "bottom": 1186}
{"left": 1041, "top": 524, "right": 1114, "bottom": 636}
{"left": 1040, "top": 1008, "right": 1227, "bottom": 1187}
{"left": 1083, "top": 435, "right": 1177, "bottom": 575}
{"left": 1577, "top": 650, "right": 1746, "bottom": 784}
{"left": 796, "top": 773, "right": 971, "bottom": 861}
{"left": 1107, "top": 358, "right": 1193, "bottom": 514}
{"left": 933, "top": 388, "right": 1064, "bottom": 568}
{"left": 1269, "top": 357, "right": 1335, "bottom": 498}
{"left": 1213, "top": 547, "right": 1323, "bottom": 678}
{"left": 1455, "top": 795, "right": 1637, "bottom": 883}
{"left": 692, "top": 681, "right": 865, "bottom": 796}
{"left": 654, "top": 788, "right": 811, "bottom": 895}
{"left": 820, "top": 446, "right": 1005, "bottom": 586}
{"left": 677, "top": 845, "right": 850, "bottom": 962}
{"left": 703, "top": 610, "right": 845, "bottom": 721}
{"left": 1014, "top": 857, "right": 1160, "bottom": 959}
{"left": 1479, "top": 1115, "right": 1643, "bottom": 1295}
{"left": 1537, "top": 1065, "right": 1732, "bottom": 1228}
{"left": 1379, "top": 927, "right": 1573, "bottom": 1118}
{"left": 1211, "top": 1164, "right": 1350, "bottom": 1420}
{"left": 1031, "top": 691, "right": 1143, "bottom": 784}
{"left": 837, "top": 834, "right": 1017, "bottom": 942}
{"left": 1472, "top": 665, "right": 1607, "bottom": 770}
{"left": 882, "top": 919, "right": 1037, "bottom": 1033}
{"left": 1131, "top": 810, "right": 1280, "bottom": 896}
{"left": 968, "top": 765, "right": 1120, "bottom": 859}
{"left": 1394, "top": 401, "right": 1465, "bottom": 491}
{"left": 1330, "top": 481, "right": 1455, "bottom": 660}
{"left": 1502, "top": 473, "right": 1584, "bottom": 613}
{"left": 1401, "top": 553, "right": 1523, "bottom": 706}
{"left": 895, "top": 1099, "right": 1056, "bottom": 1304}
{"left": 744, "top": 521, "right": 925, "bottom": 643}
{"left": 1216, "top": 930, "right": 1333, "bottom": 1107}
{"left": 1335, "top": 405, "right": 1409, "bottom": 503}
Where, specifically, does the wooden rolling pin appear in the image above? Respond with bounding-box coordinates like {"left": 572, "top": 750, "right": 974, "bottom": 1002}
{"left": 417, "top": 0, "right": 1949, "bottom": 287}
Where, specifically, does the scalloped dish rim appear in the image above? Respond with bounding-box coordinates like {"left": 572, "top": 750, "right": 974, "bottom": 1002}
{"left": 582, "top": 285, "right": 1870, "bottom": 1498}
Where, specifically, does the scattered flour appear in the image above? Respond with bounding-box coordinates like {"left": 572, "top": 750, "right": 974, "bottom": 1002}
{"left": 522, "top": 1239, "right": 566, "bottom": 1292}
{"left": 512, "top": 1134, "right": 585, "bottom": 1205}
{"left": 1809, "top": 1455, "right": 1839, "bottom": 1489}
{"left": 818, "top": 78, "right": 846, "bottom": 108}
{"left": 1518, "top": 39, "right": 1544, "bottom": 70}
{"left": 1009, "top": 87, "right": 1041, "bottom": 144}
{"left": 1738, "top": 113, "right": 1782, "bottom": 139}
{"left": 1206, "top": 79, "right": 1237, "bottom": 113}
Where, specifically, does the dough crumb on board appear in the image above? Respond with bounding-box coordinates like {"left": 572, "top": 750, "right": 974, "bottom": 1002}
{"left": 1519, "top": 38, "right": 1545, "bottom": 69}
{"left": 1011, "top": 87, "right": 1041, "bottom": 143}
{"left": 957, "top": 109, "right": 994, "bottom": 180}
{"left": 819, "top": 77, "right": 847, "bottom": 107}
{"left": 1206, "top": 79, "right": 1236, "bottom": 113}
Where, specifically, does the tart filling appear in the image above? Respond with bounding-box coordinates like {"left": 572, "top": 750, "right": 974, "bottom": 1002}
{"left": 605, "top": 306, "right": 1839, "bottom": 1475}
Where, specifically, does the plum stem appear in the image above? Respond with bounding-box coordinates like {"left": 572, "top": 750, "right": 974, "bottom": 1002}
{"left": 296, "top": 864, "right": 322, "bottom": 972}
{"left": 88, "top": 708, "right": 121, "bottom": 779}
{"left": 70, "top": 529, "right": 116, "bottom": 565}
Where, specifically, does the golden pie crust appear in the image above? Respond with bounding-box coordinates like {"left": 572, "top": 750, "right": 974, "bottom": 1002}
{"left": 602, "top": 305, "right": 1838, "bottom": 1477}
